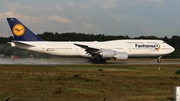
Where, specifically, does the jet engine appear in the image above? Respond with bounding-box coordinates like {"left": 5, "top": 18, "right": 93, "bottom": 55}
{"left": 99, "top": 49, "right": 128, "bottom": 60}
{"left": 114, "top": 52, "right": 128, "bottom": 60}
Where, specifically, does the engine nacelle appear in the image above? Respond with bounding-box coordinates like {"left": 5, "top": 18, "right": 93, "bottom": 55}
{"left": 99, "top": 49, "right": 128, "bottom": 60}
{"left": 100, "top": 49, "right": 116, "bottom": 58}
{"left": 114, "top": 52, "right": 128, "bottom": 60}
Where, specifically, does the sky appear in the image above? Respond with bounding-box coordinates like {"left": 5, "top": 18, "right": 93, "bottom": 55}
{"left": 0, "top": 0, "right": 180, "bottom": 38}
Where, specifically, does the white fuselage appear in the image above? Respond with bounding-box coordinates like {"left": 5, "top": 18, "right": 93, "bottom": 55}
{"left": 13, "top": 39, "right": 174, "bottom": 58}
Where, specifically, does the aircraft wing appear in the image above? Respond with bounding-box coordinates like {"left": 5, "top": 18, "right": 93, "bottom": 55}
{"left": 74, "top": 43, "right": 128, "bottom": 61}
{"left": 74, "top": 43, "right": 100, "bottom": 55}
{"left": 11, "top": 41, "right": 35, "bottom": 47}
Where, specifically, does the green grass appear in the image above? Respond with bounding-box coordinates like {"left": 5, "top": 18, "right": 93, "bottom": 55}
{"left": 0, "top": 64, "right": 179, "bottom": 101}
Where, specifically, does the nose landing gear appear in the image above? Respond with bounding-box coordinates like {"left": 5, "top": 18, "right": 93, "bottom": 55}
{"left": 157, "top": 56, "right": 162, "bottom": 63}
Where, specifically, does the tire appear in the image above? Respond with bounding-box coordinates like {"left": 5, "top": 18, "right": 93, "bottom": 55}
{"left": 157, "top": 60, "right": 161, "bottom": 63}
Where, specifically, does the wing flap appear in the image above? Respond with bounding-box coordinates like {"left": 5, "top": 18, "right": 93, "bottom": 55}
{"left": 13, "top": 41, "right": 35, "bottom": 47}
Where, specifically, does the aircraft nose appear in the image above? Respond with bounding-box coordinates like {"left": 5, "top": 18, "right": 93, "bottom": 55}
{"left": 169, "top": 45, "right": 175, "bottom": 53}
{"left": 171, "top": 47, "right": 175, "bottom": 53}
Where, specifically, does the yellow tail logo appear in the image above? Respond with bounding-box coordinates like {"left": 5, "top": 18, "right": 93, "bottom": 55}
{"left": 12, "top": 24, "right": 25, "bottom": 36}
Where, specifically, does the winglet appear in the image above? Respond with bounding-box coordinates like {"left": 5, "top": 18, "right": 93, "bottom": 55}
{"left": 7, "top": 18, "right": 42, "bottom": 41}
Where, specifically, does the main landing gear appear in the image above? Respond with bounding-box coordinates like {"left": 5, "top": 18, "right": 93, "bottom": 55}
{"left": 88, "top": 58, "right": 106, "bottom": 64}
{"left": 157, "top": 56, "right": 162, "bottom": 63}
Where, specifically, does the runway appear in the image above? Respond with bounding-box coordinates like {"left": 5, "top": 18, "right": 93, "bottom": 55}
{"left": 108, "top": 61, "right": 180, "bottom": 65}
{"left": 0, "top": 58, "right": 89, "bottom": 65}
{"left": 0, "top": 58, "right": 180, "bottom": 65}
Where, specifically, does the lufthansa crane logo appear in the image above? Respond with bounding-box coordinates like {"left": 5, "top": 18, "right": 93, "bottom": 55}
{"left": 12, "top": 24, "right": 25, "bottom": 36}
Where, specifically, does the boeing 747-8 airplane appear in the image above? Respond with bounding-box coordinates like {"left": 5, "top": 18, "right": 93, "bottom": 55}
{"left": 7, "top": 18, "right": 174, "bottom": 63}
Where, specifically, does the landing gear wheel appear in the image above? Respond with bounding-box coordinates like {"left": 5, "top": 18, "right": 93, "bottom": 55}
{"left": 88, "top": 58, "right": 106, "bottom": 64}
{"left": 100, "top": 58, "right": 106, "bottom": 63}
{"left": 157, "top": 56, "right": 162, "bottom": 63}
{"left": 157, "top": 60, "right": 161, "bottom": 63}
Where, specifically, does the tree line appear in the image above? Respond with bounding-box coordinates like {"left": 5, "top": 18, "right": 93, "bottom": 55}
{"left": 0, "top": 32, "right": 179, "bottom": 58}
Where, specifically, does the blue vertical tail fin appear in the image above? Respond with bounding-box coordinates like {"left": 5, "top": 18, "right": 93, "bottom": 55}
{"left": 7, "top": 18, "right": 42, "bottom": 41}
